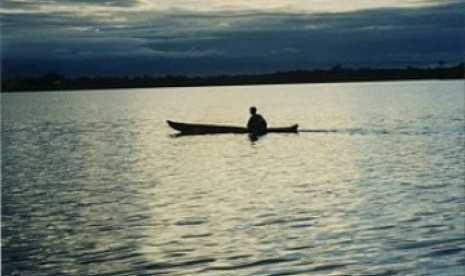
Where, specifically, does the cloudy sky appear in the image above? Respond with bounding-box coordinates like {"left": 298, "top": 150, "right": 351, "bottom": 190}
{"left": 1, "top": 0, "right": 464, "bottom": 77}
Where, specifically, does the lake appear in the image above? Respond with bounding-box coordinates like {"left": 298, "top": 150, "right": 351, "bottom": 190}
{"left": 2, "top": 80, "right": 464, "bottom": 275}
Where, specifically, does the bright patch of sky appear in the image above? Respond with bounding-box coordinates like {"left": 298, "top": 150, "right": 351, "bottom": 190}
{"left": 139, "top": 0, "right": 438, "bottom": 13}
{"left": 1, "top": 0, "right": 440, "bottom": 15}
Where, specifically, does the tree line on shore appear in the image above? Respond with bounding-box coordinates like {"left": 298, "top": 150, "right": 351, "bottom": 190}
{"left": 2, "top": 63, "right": 464, "bottom": 92}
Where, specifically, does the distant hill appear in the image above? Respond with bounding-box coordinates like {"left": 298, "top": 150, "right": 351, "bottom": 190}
{"left": 2, "top": 63, "right": 464, "bottom": 92}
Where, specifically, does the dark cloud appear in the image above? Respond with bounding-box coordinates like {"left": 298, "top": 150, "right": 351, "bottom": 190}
{"left": 58, "top": 0, "right": 139, "bottom": 6}
{"left": 1, "top": 1, "right": 464, "bottom": 77}
{"left": 1, "top": 0, "right": 139, "bottom": 10}
{"left": 140, "top": 2, "right": 464, "bottom": 65}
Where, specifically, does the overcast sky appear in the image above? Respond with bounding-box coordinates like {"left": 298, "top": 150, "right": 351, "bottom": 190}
{"left": 1, "top": 0, "right": 464, "bottom": 77}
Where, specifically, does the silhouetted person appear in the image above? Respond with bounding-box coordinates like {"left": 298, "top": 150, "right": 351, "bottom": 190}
{"left": 247, "top": 106, "right": 267, "bottom": 137}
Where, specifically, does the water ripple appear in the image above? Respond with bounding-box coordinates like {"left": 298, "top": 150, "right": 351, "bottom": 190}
{"left": 143, "top": 258, "right": 216, "bottom": 270}
{"left": 202, "top": 257, "right": 296, "bottom": 272}
{"left": 2, "top": 82, "right": 464, "bottom": 276}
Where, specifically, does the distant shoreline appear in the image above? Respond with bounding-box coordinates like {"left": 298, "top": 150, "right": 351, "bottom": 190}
{"left": 2, "top": 63, "right": 464, "bottom": 92}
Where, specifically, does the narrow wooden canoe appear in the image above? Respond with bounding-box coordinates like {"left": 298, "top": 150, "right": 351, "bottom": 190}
{"left": 167, "top": 120, "right": 298, "bottom": 135}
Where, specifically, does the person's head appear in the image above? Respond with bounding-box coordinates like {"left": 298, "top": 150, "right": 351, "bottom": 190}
{"left": 249, "top": 106, "right": 257, "bottom": 115}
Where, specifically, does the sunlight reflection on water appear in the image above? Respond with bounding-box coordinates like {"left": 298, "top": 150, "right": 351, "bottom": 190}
{"left": 2, "top": 81, "right": 464, "bottom": 275}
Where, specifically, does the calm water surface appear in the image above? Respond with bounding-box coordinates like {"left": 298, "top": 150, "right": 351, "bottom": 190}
{"left": 2, "top": 81, "right": 464, "bottom": 275}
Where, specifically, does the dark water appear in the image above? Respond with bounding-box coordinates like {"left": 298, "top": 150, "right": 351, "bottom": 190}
{"left": 2, "top": 81, "right": 464, "bottom": 275}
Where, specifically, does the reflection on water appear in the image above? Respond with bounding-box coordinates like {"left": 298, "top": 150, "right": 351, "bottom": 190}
{"left": 2, "top": 81, "right": 464, "bottom": 275}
